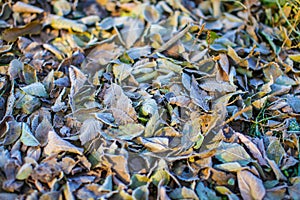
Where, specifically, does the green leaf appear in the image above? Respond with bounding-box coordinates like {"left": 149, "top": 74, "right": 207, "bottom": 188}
{"left": 132, "top": 185, "right": 149, "bottom": 200}
{"left": 130, "top": 174, "right": 149, "bottom": 189}
{"left": 16, "top": 163, "right": 33, "bottom": 180}
{"left": 196, "top": 182, "right": 221, "bottom": 200}
{"left": 169, "top": 187, "right": 199, "bottom": 200}
{"left": 20, "top": 123, "right": 40, "bottom": 147}
{"left": 289, "top": 54, "right": 300, "bottom": 63}
{"left": 151, "top": 169, "right": 170, "bottom": 186}
{"left": 21, "top": 82, "right": 48, "bottom": 98}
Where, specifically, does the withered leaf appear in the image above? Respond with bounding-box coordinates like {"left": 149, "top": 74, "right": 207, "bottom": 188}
{"left": 237, "top": 170, "right": 266, "bottom": 200}
{"left": 190, "top": 76, "right": 210, "bottom": 112}
{"left": 2, "top": 21, "right": 42, "bottom": 42}
{"left": 44, "top": 131, "right": 83, "bottom": 155}
{"left": 12, "top": 2, "right": 44, "bottom": 13}
{"left": 79, "top": 118, "right": 102, "bottom": 145}
{"left": 103, "top": 83, "right": 137, "bottom": 125}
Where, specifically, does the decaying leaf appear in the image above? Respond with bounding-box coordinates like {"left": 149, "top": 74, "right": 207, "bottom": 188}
{"left": 237, "top": 170, "right": 266, "bottom": 200}
{"left": 79, "top": 118, "right": 102, "bottom": 145}
{"left": 2, "top": 21, "right": 42, "bottom": 42}
{"left": 44, "top": 131, "right": 83, "bottom": 155}
{"left": 12, "top": 2, "right": 44, "bottom": 13}
{"left": 103, "top": 83, "right": 137, "bottom": 125}
{"left": 216, "top": 142, "right": 252, "bottom": 165}
{"left": 1, "top": 0, "right": 299, "bottom": 198}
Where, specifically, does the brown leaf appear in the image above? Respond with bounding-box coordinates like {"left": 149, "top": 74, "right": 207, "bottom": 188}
{"left": 44, "top": 131, "right": 83, "bottom": 155}
{"left": 12, "top": 2, "right": 44, "bottom": 13}
{"left": 103, "top": 83, "right": 137, "bottom": 125}
{"left": 236, "top": 133, "right": 268, "bottom": 166}
{"left": 79, "top": 118, "right": 102, "bottom": 145}
{"left": 237, "top": 170, "right": 266, "bottom": 200}
{"left": 2, "top": 21, "right": 42, "bottom": 42}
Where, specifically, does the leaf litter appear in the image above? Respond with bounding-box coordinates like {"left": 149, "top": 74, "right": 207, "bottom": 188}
{"left": 0, "top": 0, "right": 300, "bottom": 199}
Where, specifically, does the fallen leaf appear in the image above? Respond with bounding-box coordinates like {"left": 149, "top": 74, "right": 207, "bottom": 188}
{"left": 103, "top": 83, "right": 137, "bottom": 125}
{"left": 20, "top": 123, "right": 40, "bottom": 147}
{"left": 237, "top": 170, "right": 266, "bottom": 200}
{"left": 2, "top": 21, "right": 42, "bottom": 42}
{"left": 44, "top": 131, "right": 83, "bottom": 155}
{"left": 216, "top": 142, "right": 252, "bottom": 165}
{"left": 12, "top": 2, "right": 44, "bottom": 13}
{"left": 21, "top": 82, "right": 48, "bottom": 98}
{"left": 79, "top": 118, "right": 102, "bottom": 145}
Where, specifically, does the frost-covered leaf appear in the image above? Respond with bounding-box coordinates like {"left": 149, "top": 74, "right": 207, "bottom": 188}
{"left": 144, "top": 5, "right": 160, "bottom": 23}
{"left": 47, "top": 15, "right": 87, "bottom": 32}
{"left": 216, "top": 142, "right": 252, "bottom": 165}
{"left": 190, "top": 76, "right": 210, "bottom": 112}
{"left": 237, "top": 170, "right": 266, "bottom": 200}
{"left": 289, "top": 54, "right": 300, "bottom": 63}
{"left": 104, "top": 154, "right": 130, "bottom": 183}
{"left": 44, "top": 131, "right": 83, "bottom": 155}
{"left": 103, "top": 83, "right": 137, "bottom": 125}
{"left": 196, "top": 182, "right": 221, "bottom": 200}
{"left": 94, "top": 112, "right": 117, "bottom": 127}
{"left": 267, "top": 139, "right": 285, "bottom": 165}
{"left": 130, "top": 174, "right": 149, "bottom": 189}
{"left": 12, "top": 2, "right": 43, "bottom": 13}
{"left": 120, "top": 18, "right": 144, "bottom": 48}
{"left": 35, "top": 117, "right": 53, "bottom": 146}
{"left": 169, "top": 187, "right": 199, "bottom": 200}
{"left": 132, "top": 185, "right": 149, "bottom": 200}
{"left": 111, "top": 123, "right": 144, "bottom": 140}
{"left": 16, "top": 163, "right": 32, "bottom": 180}
{"left": 21, "top": 82, "right": 48, "bottom": 98}
{"left": 199, "top": 78, "right": 236, "bottom": 93}
{"left": 237, "top": 133, "right": 267, "bottom": 166}
{"left": 144, "top": 111, "right": 160, "bottom": 137}
{"left": 138, "top": 137, "right": 169, "bottom": 152}
{"left": 53, "top": 0, "right": 71, "bottom": 16}
{"left": 151, "top": 169, "right": 170, "bottom": 186}
{"left": 20, "top": 123, "right": 40, "bottom": 147}
{"left": 79, "top": 118, "right": 102, "bottom": 145}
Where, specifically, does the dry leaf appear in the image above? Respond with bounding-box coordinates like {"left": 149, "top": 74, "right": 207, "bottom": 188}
{"left": 79, "top": 118, "right": 102, "bottom": 145}
{"left": 44, "top": 131, "right": 83, "bottom": 155}
{"left": 237, "top": 170, "right": 266, "bottom": 200}
{"left": 103, "top": 83, "right": 137, "bottom": 125}
{"left": 2, "top": 21, "right": 42, "bottom": 42}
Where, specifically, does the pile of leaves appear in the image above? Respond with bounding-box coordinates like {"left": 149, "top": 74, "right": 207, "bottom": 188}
{"left": 0, "top": 0, "right": 300, "bottom": 199}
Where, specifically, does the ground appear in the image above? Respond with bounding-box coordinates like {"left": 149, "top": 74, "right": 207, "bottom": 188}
{"left": 0, "top": 0, "right": 300, "bottom": 199}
